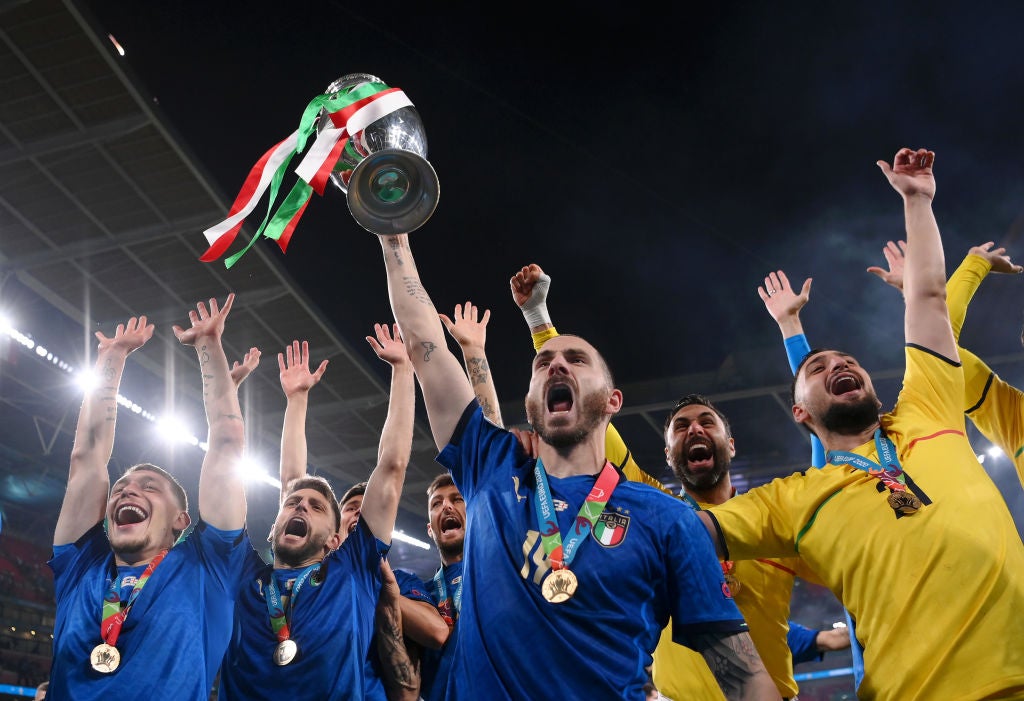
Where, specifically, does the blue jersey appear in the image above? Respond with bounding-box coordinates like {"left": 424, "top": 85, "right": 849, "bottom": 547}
{"left": 437, "top": 404, "right": 746, "bottom": 700}
{"left": 420, "top": 560, "right": 462, "bottom": 701}
{"left": 48, "top": 521, "right": 246, "bottom": 701}
{"left": 393, "top": 567, "right": 433, "bottom": 604}
{"left": 217, "top": 518, "right": 386, "bottom": 700}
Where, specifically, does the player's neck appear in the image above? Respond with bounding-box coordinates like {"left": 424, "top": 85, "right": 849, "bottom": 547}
{"left": 819, "top": 421, "right": 880, "bottom": 454}
{"left": 113, "top": 542, "right": 170, "bottom": 567}
{"left": 273, "top": 554, "right": 323, "bottom": 570}
{"left": 684, "top": 474, "right": 735, "bottom": 506}
{"left": 440, "top": 552, "right": 463, "bottom": 567}
{"left": 537, "top": 436, "right": 606, "bottom": 478}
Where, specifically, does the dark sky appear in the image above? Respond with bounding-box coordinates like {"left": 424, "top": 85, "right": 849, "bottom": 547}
{"left": 77, "top": 0, "right": 1024, "bottom": 398}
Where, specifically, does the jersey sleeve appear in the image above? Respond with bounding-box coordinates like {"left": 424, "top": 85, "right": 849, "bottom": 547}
{"left": 706, "top": 477, "right": 803, "bottom": 561}
{"left": 48, "top": 522, "right": 109, "bottom": 603}
{"left": 962, "top": 347, "right": 1024, "bottom": 470}
{"left": 394, "top": 568, "right": 435, "bottom": 605}
{"left": 946, "top": 253, "right": 991, "bottom": 342}
{"left": 787, "top": 621, "right": 823, "bottom": 665}
{"left": 189, "top": 521, "right": 248, "bottom": 594}
{"left": 664, "top": 501, "right": 747, "bottom": 646}
{"left": 896, "top": 345, "right": 965, "bottom": 435}
{"left": 437, "top": 401, "right": 521, "bottom": 499}
{"left": 783, "top": 333, "right": 826, "bottom": 467}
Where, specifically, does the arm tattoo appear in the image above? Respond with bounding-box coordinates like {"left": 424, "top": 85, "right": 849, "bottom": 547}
{"left": 421, "top": 341, "right": 436, "bottom": 362}
{"left": 402, "top": 276, "right": 433, "bottom": 306}
{"left": 466, "top": 357, "right": 490, "bottom": 386}
{"left": 375, "top": 599, "right": 420, "bottom": 696}
{"left": 102, "top": 358, "right": 115, "bottom": 383}
{"left": 693, "top": 630, "right": 765, "bottom": 697}
{"left": 387, "top": 237, "right": 405, "bottom": 266}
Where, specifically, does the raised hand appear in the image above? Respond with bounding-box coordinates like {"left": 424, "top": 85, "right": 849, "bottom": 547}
{"left": 94, "top": 315, "right": 155, "bottom": 356}
{"left": 968, "top": 241, "right": 1024, "bottom": 275}
{"left": 757, "top": 270, "right": 812, "bottom": 325}
{"left": 366, "top": 323, "right": 410, "bottom": 368}
{"left": 278, "top": 340, "right": 329, "bottom": 398}
{"left": 440, "top": 302, "right": 491, "bottom": 350}
{"left": 510, "top": 264, "right": 549, "bottom": 308}
{"left": 172, "top": 293, "right": 235, "bottom": 346}
{"left": 230, "top": 347, "right": 262, "bottom": 388}
{"left": 877, "top": 147, "right": 936, "bottom": 200}
{"left": 866, "top": 240, "right": 908, "bottom": 291}
{"left": 509, "top": 426, "right": 540, "bottom": 459}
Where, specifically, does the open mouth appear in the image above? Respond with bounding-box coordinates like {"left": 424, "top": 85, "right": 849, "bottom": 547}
{"left": 440, "top": 514, "right": 463, "bottom": 534}
{"left": 829, "top": 372, "right": 861, "bottom": 396}
{"left": 685, "top": 439, "right": 715, "bottom": 467}
{"left": 546, "top": 383, "right": 574, "bottom": 413}
{"left": 115, "top": 504, "right": 148, "bottom": 526}
{"left": 284, "top": 517, "right": 308, "bottom": 538}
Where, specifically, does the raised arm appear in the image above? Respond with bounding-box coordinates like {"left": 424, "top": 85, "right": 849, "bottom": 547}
{"left": 277, "top": 340, "right": 329, "bottom": 502}
{"left": 510, "top": 263, "right": 557, "bottom": 349}
{"left": 172, "top": 294, "right": 251, "bottom": 531}
{"left": 757, "top": 270, "right": 812, "bottom": 342}
{"left": 440, "top": 301, "right": 503, "bottom": 427}
{"left": 378, "top": 235, "right": 475, "bottom": 450}
{"left": 877, "top": 147, "right": 955, "bottom": 357}
{"left": 360, "top": 323, "right": 416, "bottom": 542}
{"left": 947, "top": 242, "right": 1022, "bottom": 341}
{"left": 757, "top": 270, "right": 825, "bottom": 467}
{"left": 56, "top": 316, "right": 154, "bottom": 545}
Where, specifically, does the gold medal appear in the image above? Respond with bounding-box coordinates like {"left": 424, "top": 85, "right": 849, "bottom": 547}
{"left": 888, "top": 490, "right": 922, "bottom": 515}
{"left": 274, "top": 639, "right": 298, "bottom": 666}
{"left": 724, "top": 572, "right": 742, "bottom": 596}
{"left": 541, "top": 568, "right": 578, "bottom": 603}
{"left": 90, "top": 642, "right": 121, "bottom": 674}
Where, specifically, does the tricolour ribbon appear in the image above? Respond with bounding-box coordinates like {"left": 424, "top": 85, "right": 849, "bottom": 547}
{"left": 200, "top": 82, "right": 412, "bottom": 268}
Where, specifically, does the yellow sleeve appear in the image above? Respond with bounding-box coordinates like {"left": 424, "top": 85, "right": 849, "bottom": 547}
{"left": 530, "top": 326, "right": 560, "bottom": 352}
{"left": 605, "top": 423, "right": 673, "bottom": 496}
{"left": 962, "top": 347, "right": 1024, "bottom": 475}
{"left": 946, "top": 253, "right": 991, "bottom": 342}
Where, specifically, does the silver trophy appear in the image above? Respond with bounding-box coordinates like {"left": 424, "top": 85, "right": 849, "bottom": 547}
{"left": 320, "top": 73, "right": 439, "bottom": 234}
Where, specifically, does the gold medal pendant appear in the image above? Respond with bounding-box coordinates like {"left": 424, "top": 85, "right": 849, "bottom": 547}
{"left": 90, "top": 642, "right": 121, "bottom": 673}
{"left": 724, "top": 572, "right": 742, "bottom": 596}
{"left": 888, "top": 490, "right": 922, "bottom": 515}
{"left": 542, "top": 568, "right": 578, "bottom": 603}
{"left": 274, "top": 639, "right": 298, "bottom": 665}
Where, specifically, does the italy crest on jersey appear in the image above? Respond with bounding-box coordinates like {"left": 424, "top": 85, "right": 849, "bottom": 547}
{"left": 592, "top": 511, "right": 629, "bottom": 547}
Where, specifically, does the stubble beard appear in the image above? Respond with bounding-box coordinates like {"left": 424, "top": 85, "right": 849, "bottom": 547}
{"left": 820, "top": 394, "right": 881, "bottom": 435}
{"left": 669, "top": 442, "right": 731, "bottom": 493}
{"left": 526, "top": 390, "right": 608, "bottom": 451}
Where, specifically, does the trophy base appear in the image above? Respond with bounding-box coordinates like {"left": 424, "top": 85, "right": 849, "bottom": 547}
{"left": 347, "top": 149, "right": 439, "bottom": 234}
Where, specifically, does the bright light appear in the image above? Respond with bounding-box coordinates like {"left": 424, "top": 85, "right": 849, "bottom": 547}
{"left": 987, "top": 446, "right": 1004, "bottom": 459}
{"left": 75, "top": 369, "right": 98, "bottom": 392}
{"left": 832, "top": 621, "right": 847, "bottom": 629}
{"left": 107, "top": 33, "right": 125, "bottom": 56}
{"left": 977, "top": 454, "right": 986, "bottom": 464}
{"left": 156, "top": 415, "right": 197, "bottom": 444}
{"left": 0, "top": 313, "right": 11, "bottom": 332}
{"left": 237, "top": 457, "right": 282, "bottom": 488}
{"left": 391, "top": 530, "right": 431, "bottom": 550}
{"left": 35, "top": 345, "right": 47, "bottom": 357}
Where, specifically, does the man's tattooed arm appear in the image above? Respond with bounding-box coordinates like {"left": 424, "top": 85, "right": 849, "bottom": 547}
{"left": 693, "top": 630, "right": 780, "bottom": 700}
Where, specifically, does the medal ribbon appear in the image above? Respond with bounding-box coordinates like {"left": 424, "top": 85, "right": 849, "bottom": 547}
{"left": 826, "top": 428, "right": 913, "bottom": 495}
{"left": 432, "top": 565, "right": 462, "bottom": 625}
{"left": 532, "top": 460, "right": 619, "bottom": 570}
{"left": 201, "top": 82, "right": 412, "bottom": 268}
{"left": 264, "top": 565, "right": 319, "bottom": 644}
{"left": 100, "top": 548, "right": 169, "bottom": 647}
